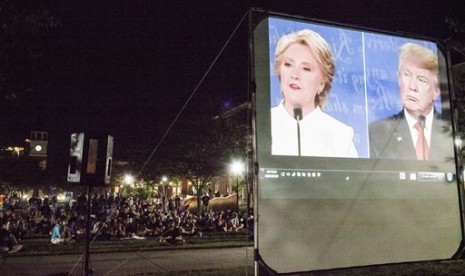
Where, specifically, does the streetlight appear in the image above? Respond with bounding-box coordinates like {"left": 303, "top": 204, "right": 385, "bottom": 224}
{"left": 124, "top": 174, "right": 134, "bottom": 196}
{"left": 124, "top": 174, "right": 134, "bottom": 185}
{"left": 230, "top": 160, "right": 244, "bottom": 210}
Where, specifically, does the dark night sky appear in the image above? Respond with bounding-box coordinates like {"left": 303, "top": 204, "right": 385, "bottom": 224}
{"left": 2, "top": 0, "right": 465, "bottom": 166}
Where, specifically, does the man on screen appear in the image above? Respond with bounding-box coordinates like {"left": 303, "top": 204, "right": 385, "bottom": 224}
{"left": 369, "top": 43, "right": 451, "bottom": 161}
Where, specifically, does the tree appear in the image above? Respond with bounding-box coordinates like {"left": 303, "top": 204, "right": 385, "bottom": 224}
{"left": 0, "top": 156, "right": 46, "bottom": 195}
{"left": 148, "top": 113, "right": 246, "bottom": 214}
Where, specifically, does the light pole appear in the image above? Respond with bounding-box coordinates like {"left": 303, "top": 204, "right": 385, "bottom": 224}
{"left": 230, "top": 160, "right": 244, "bottom": 211}
{"left": 124, "top": 174, "right": 134, "bottom": 196}
{"left": 161, "top": 176, "right": 168, "bottom": 213}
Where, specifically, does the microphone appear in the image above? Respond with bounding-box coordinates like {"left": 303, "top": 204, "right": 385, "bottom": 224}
{"left": 418, "top": 115, "right": 426, "bottom": 129}
{"left": 293, "top": 104, "right": 302, "bottom": 121}
{"left": 293, "top": 104, "right": 302, "bottom": 156}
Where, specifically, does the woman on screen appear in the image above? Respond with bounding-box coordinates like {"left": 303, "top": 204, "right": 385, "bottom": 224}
{"left": 271, "top": 29, "right": 358, "bottom": 157}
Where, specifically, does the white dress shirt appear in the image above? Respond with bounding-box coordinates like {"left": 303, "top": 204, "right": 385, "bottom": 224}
{"left": 404, "top": 108, "right": 434, "bottom": 149}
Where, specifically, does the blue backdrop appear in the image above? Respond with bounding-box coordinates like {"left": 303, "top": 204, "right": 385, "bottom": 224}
{"left": 268, "top": 17, "right": 439, "bottom": 158}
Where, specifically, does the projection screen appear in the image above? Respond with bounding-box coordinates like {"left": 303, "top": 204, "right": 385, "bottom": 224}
{"left": 253, "top": 15, "right": 463, "bottom": 274}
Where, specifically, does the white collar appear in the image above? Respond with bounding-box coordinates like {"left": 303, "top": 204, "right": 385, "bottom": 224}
{"left": 404, "top": 108, "right": 434, "bottom": 130}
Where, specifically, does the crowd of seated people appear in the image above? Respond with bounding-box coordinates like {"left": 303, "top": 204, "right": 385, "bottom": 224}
{"left": 0, "top": 204, "right": 23, "bottom": 253}
{"left": 0, "top": 193, "right": 253, "bottom": 248}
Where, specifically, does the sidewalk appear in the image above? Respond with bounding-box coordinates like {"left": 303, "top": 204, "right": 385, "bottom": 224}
{"left": 0, "top": 246, "right": 255, "bottom": 276}
{"left": 7, "top": 231, "right": 252, "bottom": 257}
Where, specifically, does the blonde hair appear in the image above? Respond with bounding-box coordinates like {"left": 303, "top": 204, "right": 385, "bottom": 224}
{"left": 398, "top": 43, "right": 439, "bottom": 86}
{"left": 274, "top": 29, "right": 335, "bottom": 107}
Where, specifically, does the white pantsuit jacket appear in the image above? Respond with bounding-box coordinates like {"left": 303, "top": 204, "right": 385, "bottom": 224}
{"left": 271, "top": 103, "right": 358, "bottom": 158}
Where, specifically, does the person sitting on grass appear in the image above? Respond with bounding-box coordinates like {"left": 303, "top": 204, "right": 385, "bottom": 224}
{"left": 50, "top": 217, "right": 74, "bottom": 245}
{"left": 229, "top": 212, "right": 244, "bottom": 232}
{"left": 37, "top": 215, "right": 52, "bottom": 235}
{"left": 144, "top": 213, "right": 164, "bottom": 237}
{"left": 180, "top": 215, "right": 201, "bottom": 236}
{"left": 91, "top": 218, "right": 111, "bottom": 240}
{"left": 159, "top": 221, "right": 184, "bottom": 246}
{"left": 197, "top": 211, "right": 215, "bottom": 232}
{"left": 0, "top": 215, "right": 23, "bottom": 254}
{"left": 215, "top": 211, "right": 229, "bottom": 233}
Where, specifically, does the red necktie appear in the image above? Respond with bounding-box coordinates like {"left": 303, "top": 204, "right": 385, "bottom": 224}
{"left": 414, "top": 122, "right": 429, "bottom": 160}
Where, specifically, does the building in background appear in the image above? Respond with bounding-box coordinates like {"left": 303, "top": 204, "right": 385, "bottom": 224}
{"left": 27, "top": 130, "right": 48, "bottom": 170}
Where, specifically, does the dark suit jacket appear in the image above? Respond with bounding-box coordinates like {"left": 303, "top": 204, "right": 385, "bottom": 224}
{"left": 369, "top": 110, "right": 454, "bottom": 161}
